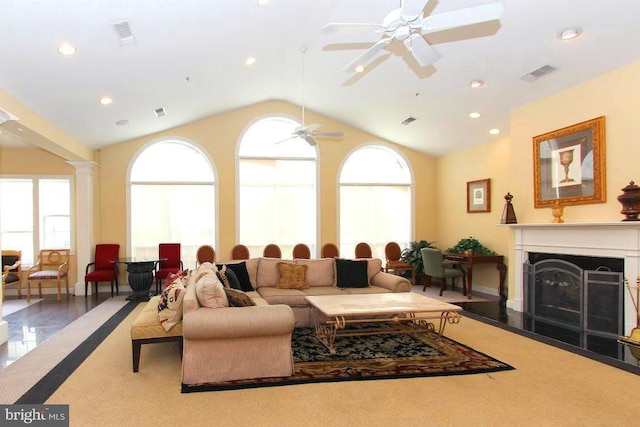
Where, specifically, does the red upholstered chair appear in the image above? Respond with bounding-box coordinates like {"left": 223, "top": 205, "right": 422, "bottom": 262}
{"left": 263, "top": 244, "right": 282, "bottom": 258}
{"left": 155, "top": 243, "right": 183, "bottom": 293}
{"left": 196, "top": 245, "right": 215, "bottom": 267}
{"left": 355, "top": 242, "right": 372, "bottom": 259}
{"left": 384, "top": 241, "right": 415, "bottom": 285}
{"left": 292, "top": 243, "right": 311, "bottom": 259}
{"left": 231, "top": 244, "right": 250, "bottom": 260}
{"left": 85, "top": 244, "right": 120, "bottom": 298}
{"left": 321, "top": 243, "right": 340, "bottom": 258}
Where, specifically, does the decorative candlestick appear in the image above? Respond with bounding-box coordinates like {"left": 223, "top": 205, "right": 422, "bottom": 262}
{"left": 500, "top": 193, "right": 517, "bottom": 224}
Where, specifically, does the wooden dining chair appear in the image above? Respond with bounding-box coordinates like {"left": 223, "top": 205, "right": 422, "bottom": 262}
{"left": 263, "top": 244, "right": 282, "bottom": 258}
{"left": 2, "top": 250, "right": 23, "bottom": 300}
{"left": 231, "top": 244, "right": 250, "bottom": 260}
{"left": 321, "top": 243, "right": 340, "bottom": 258}
{"left": 196, "top": 245, "right": 216, "bottom": 267}
{"left": 354, "top": 242, "right": 372, "bottom": 259}
{"left": 384, "top": 241, "right": 415, "bottom": 285}
{"left": 292, "top": 243, "right": 311, "bottom": 259}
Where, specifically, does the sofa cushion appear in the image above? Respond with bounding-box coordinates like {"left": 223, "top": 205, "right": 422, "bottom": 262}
{"left": 256, "top": 257, "right": 282, "bottom": 288}
{"left": 195, "top": 272, "right": 229, "bottom": 308}
{"left": 157, "top": 275, "right": 187, "bottom": 331}
{"left": 367, "top": 258, "right": 383, "bottom": 280}
{"left": 257, "top": 287, "right": 308, "bottom": 307}
{"left": 302, "top": 286, "right": 345, "bottom": 297}
{"left": 224, "top": 288, "right": 256, "bottom": 307}
{"left": 295, "top": 258, "right": 336, "bottom": 287}
{"left": 335, "top": 258, "right": 369, "bottom": 288}
{"left": 277, "top": 262, "right": 309, "bottom": 290}
{"left": 217, "top": 262, "right": 253, "bottom": 292}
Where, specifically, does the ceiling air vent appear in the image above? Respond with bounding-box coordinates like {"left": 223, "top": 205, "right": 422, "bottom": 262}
{"left": 521, "top": 65, "right": 557, "bottom": 82}
{"left": 112, "top": 20, "right": 136, "bottom": 45}
{"left": 154, "top": 107, "right": 166, "bottom": 118}
{"left": 400, "top": 116, "right": 417, "bottom": 125}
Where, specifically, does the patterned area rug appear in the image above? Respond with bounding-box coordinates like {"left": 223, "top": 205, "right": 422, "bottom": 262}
{"left": 181, "top": 326, "right": 514, "bottom": 393}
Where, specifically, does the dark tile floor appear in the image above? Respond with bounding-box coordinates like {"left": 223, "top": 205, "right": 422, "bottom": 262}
{"left": 0, "top": 293, "right": 111, "bottom": 369}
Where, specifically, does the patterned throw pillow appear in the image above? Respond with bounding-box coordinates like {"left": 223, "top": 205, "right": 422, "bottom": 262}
{"left": 276, "top": 262, "right": 309, "bottom": 290}
{"left": 224, "top": 288, "right": 256, "bottom": 307}
{"left": 163, "top": 270, "right": 187, "bottom": 291}
{"left": 157, "top": 276, "right": 187, "bottom": 331}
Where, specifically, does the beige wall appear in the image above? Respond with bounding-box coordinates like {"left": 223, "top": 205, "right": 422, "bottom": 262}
{"left": 437, "top": 58, "right": 640, "bottom": 297}
{"left": 98, "top": 100, "right": 438, "bottom": 260}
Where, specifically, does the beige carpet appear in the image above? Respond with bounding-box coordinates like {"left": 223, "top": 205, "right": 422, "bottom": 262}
{"left": 45, "top": 303, "right": 640, "bottom": 426}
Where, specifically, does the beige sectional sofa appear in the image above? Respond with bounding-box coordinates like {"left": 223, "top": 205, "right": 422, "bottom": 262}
{"left": 180, "top": 257, "right": 411, "bottom": 386}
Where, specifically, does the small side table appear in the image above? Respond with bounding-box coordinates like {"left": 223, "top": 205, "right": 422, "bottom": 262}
{"left": 112, "top": 257, "right": 166, "bottom": 302}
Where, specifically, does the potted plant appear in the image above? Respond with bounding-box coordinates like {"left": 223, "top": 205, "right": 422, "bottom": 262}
{"left": 446, "top": 236, "right": 496, "bottom": 255}
{"left": 401, "top": 240, "right": 436, "bottom": 283}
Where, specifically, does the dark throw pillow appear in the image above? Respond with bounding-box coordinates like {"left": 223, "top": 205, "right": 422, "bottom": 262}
{"left": 335, "top": 259, "right": 369, "bottom": 288}
{"left": 217, "top": 262, "right": 253, "bottom": 292}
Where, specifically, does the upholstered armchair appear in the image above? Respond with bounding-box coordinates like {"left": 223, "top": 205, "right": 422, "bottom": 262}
{"left": 2, "top": 250, "right": 23, "bottom": 300}
{"left": 155, "top": 243, "right": 183, "bottom": 293}
{"left": 27, "top": 249, "right": 70, "bottom": 302}
{"left": 85, "top": 244, "right": 120, "bottom": 298}
{"left": 421, "top": 247, "right": 466, "bottom": 296}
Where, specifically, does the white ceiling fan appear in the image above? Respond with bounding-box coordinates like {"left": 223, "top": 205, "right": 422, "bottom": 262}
{"left": 323, "top": 0, "right": 505, "bottom": 72}
{"left": 277, "top": 46, "right": 344, "bottom": 147}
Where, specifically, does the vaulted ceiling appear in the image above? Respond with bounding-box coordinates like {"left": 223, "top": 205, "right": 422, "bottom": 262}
{"left": 2, "top": 0, "right": 640, "bottom": 156}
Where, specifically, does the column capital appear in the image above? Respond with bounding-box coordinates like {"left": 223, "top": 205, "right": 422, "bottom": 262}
{"left": 67, "top": 161, "right": 99, "bottom": 174}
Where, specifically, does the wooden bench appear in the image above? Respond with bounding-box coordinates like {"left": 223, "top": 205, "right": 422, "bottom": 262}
{"left": 130, "top": 296, "right": 183, "bottom": 372}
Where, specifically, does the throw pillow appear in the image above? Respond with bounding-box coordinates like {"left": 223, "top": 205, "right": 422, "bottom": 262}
{"left": 224, "top": 288, "right": 256, "bottom": 307}
{"left": 163, "top": 269, "right": 186, "bottom": 290}
{"left": 157, "top": 276, "right": 187, "bottom": 331}
{"left": 276, "top": 262, "right": 309, "bottom": 290}
{"left": 217, "top": 262, "right": 253, "bottom": 292}
{"left": 335, "top": 258, "right": 369, "bottom": 288}
{"left": 195, "top": 272, "right": 229, "bottom": 308}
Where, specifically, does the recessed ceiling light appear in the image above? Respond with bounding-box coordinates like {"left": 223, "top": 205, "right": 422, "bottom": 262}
{"left": 470, "top": 79, "right": 484, "bottom": 88}
{"left": 99, "top": 97, "right": 113, "bottom": 105}
{"left": 57, "top": 43, "right": 76, "bottom": 56}
{"left": 469, "top": 112, "right": 481, "bottom": 119}
{"left": 115, "top": 119, "right": 130, "bottom": 126}
{"left": 257, "top": 0, "right": 270, "bottom": 5}
{"left": 355, "top": 65, "right": 365, "bottom": 73}
{"left": 559, "top": 27, "right": 581, "bottom": 40}
{"left": 489, "top": 128, "right": 501, "bottom": 135}
{"left": 245, "top": 56, "right": 256, "bottom": 65}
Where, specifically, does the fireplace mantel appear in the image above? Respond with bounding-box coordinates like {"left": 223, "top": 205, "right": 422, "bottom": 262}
{"left": 507, "top": 222, "right": 640, "bottom": 335}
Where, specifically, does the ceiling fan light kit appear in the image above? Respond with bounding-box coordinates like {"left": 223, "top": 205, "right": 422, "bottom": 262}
{"left": 324, "top": 0, "right": 505, "bottom": 73}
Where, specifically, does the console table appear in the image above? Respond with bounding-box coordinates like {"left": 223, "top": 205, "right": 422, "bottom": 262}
{"left": 442, "top": 253, "right": 507, "bottom": 301}
{"left": 112, "top": 257, "right": 166, "bottom": 302}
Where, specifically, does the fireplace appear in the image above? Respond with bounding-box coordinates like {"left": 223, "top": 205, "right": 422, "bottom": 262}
{"left": 509, "top": 222, "right": 640, "bottom": 338}
{"left": 524, "top": 253, "right": 624, "bottom": 355}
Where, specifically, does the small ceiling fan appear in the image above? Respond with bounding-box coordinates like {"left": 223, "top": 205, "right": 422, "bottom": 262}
{"left": 323, "top": 0, "right": 504, "bottom": 72}
{"left": 277, "top": 46, "right": 344, "bottom": 147}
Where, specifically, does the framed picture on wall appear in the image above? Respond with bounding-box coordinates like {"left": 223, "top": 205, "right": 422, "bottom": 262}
{"left": 533, "top": 116, "right": 606, "bottom": 208}
{"left": 467, "top": 179, "right": 491, "bottom": 213}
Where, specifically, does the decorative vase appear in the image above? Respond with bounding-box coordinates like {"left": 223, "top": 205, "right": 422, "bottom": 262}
{"left": 617, "top": 181, "right": 640, "bottom": 221}
{"left": 551, "top": 201, "right": 564, "bottom": 223}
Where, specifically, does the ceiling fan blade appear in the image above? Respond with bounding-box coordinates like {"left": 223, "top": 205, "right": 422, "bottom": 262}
{"left": 273, "top": 135, "right": 295, "bottom": 145}
{"left": 421, "top": 1, "right": 505, "bottom": 34}
{"left": 322, "top": 23, "right": 385, "bottom": 33}
{"left": 400, "top": 0, "right": 430, "bottom": 21}
{"left": 303, "top": 135, "right": 317, "bottom": 146}
{"left": 343, "top": 37, "right": 393, "bottom": 73}
{"left": 403, "top": 33, "right": 439, "bottom": 67}
{"left": 306, "top": 123, "right": 322, "bottom": 132}
{"left": 313, "top": 132, "right": 344, "bottom": 138}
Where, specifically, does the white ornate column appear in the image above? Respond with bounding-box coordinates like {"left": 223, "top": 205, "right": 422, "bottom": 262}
{"left": 68, "top": 161, "right": 98, "bottom": 296}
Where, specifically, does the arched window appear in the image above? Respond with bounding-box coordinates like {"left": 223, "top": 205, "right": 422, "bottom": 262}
{"left": 339, "top": 144, "right": 413, "bottom": 260}
{"left": 128, "top": 138, "right": 216, "bottom": 268}
{"left": 238, "top": 116, "right": 317, "bottom": 258}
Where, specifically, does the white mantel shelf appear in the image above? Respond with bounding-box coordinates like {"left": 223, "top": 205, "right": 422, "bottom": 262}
{"left": 506, "top": 221, "right": 640, "bottom": 335}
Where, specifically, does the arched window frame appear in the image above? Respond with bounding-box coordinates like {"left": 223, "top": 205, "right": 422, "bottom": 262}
{"left": 126, "top": 136, "right": 219, "bottom": 267}
{"left": 236, "top": 114, "right": 320, "bottom": 258}
{"left": 337, "top": 142, "right": 415, "bottom": 260}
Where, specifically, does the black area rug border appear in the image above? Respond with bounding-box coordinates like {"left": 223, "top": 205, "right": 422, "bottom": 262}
{"left": 181, "top": 333, "right": 515, "bottom": 393}
{"left": 15, "top": 301, "right": 139, "bottom": 404}
{"left": 461, "top": 310, "right": 640, "bottom": 376}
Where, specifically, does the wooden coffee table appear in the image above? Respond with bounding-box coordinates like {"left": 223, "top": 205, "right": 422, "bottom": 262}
{"left": 305, "top": 293, "right": 462, "bottom": 355}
